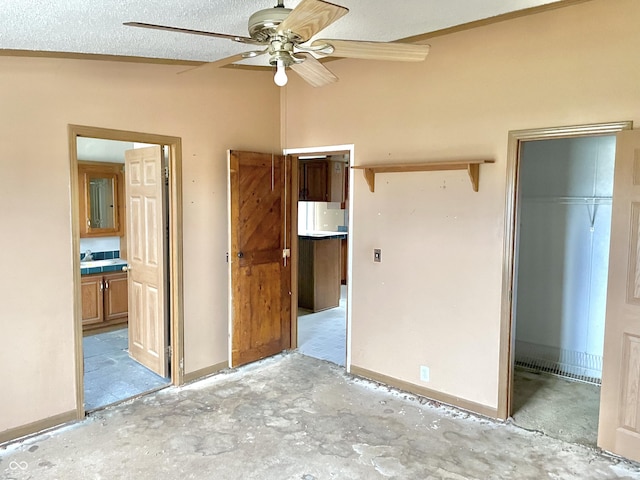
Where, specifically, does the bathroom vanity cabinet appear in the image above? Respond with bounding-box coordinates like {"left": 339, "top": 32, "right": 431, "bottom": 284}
{"left": 81, "top": 272, "right": 128, "bottom": 331}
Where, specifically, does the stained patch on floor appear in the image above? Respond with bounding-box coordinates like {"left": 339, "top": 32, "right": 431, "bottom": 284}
{"left": 2, "top": 354, "right": 639, "bottom": 479}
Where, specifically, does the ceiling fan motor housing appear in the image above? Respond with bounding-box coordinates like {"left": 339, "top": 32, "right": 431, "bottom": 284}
{"left": 248, "top": 7, "right": 297, "bottom": 42}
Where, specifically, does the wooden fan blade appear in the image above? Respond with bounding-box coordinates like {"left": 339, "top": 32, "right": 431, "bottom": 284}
{"left": 277, "top": 0, "right": 348, "bottom": 43}
{"left": 177, "top": 53, "right": 250, "bottom": 75}
{"left": 124, "top": 22, "right": 263, "bottom": 45}
{"left": 290, "top": 53, "right": 338, "bottom": 88}
{"left": 313, "top": 39, "right": 430, "bottom": 62}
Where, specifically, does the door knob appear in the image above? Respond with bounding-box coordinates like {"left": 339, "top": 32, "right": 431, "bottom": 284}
{"left": 122, "top": 266, "right": 131, "bottom": 272}
{"left": 237, "top": 252, "right": 244, "bottom": 258}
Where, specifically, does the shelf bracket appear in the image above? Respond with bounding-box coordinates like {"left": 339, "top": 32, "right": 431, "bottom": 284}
{"left": 363, "top": 168, "right": 375, "bottom": 193}
{"left": 467, "top": 163, "right": 480, "bottom": 192}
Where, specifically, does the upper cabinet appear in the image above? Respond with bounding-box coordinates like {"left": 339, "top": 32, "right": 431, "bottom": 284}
{"left": 78, "top": 161, "right": 124, "bottom": 237}
{"left": 298, "top": 159, "right": 347, "bottom": 205}
{"left": 299, "top": 160, "right": 328, "bottom": 201}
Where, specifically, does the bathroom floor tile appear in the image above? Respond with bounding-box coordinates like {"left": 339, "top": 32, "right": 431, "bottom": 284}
{"left": 83, "top": 327, "right": 169, "bottom": 411}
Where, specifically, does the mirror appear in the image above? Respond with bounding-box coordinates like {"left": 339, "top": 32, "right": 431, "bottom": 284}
{"left": 78, "top": 162, "right": 124, "bottom": 237}
{"left": 89, "top": 177, "right": 115, "bottom": 229}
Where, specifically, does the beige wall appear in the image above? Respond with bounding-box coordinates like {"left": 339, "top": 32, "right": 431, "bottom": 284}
{"left": 0, "top": 56, "right": 279, "bottom": 434}
{"left": 284, "top": 0, "right": 640, "bottom": 410}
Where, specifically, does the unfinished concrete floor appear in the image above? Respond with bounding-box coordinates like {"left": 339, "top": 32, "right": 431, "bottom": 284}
{"left": 512, "top": 368, "right": 601, "bottom": 447}
{"left": 2, "top": 354, "right": 639, "bottom": 480}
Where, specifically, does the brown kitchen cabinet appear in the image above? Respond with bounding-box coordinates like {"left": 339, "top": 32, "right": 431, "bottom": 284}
{"left": 298, "top": 159, "right": 347, "bottom": 203}
{"left": 81, "top": 272, "right": 128, "bottom": 331}
{"left": 340, "top": 237, "right": 348, "bottom": 285}
{"left": 299, "top": 160, "right": 328, "bottom": 201}
{"left": 298, "top": 236, "right": 341, "bottom": 312}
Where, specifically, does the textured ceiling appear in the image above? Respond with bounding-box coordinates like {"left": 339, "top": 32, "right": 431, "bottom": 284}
{"left": 1, "top": 0, "right": 562, "bottom": 66}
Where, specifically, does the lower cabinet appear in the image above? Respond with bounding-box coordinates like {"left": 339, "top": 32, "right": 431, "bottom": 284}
{"left": 298, "top": 237, "right": 341, "bottom": 312}
{"left": 81, "top": 272, "right": 128, "bottom": 331}
{"left": 340, "top": 237, "right": 348, "bottom": 285}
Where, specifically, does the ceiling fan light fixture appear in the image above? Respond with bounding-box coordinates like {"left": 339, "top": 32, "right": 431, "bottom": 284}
{"left": 274, "top": 58, "right": 288, "bottom": 86}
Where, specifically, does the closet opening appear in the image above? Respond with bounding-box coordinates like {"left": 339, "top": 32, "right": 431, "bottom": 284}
{"left": 510, "top": 134, "right": 616, "bottom": 446}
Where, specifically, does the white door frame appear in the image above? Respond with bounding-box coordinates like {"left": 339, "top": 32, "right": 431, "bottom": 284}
{"left": 68, "top": 124, "right": 184, "bottom": 419}
{"left": 283, "top": 144, "right": 355, "bottom": 371}
{"left": 497, "top": 121, "right": 632, "bottom": 420}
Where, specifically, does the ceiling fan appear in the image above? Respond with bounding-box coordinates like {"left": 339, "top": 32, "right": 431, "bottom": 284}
{"left": 124, "top": 0, "right": 430, "bottom": 87}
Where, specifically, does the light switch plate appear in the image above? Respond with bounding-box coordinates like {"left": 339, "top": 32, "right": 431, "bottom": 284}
{"left": 374, "top": 249, "right": 381, "bottom": 262}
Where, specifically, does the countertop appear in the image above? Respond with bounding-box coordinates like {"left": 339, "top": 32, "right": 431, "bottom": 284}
{"left": 298, "top": 230, "right": 347, "bottom": 240}
{"left": 81, "top": 258, "right": 128, "bottom": 276}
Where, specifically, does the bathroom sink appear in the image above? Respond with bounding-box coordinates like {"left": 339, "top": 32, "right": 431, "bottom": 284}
{"left": 80, "top": 258, "right": 123, "bottom": 268}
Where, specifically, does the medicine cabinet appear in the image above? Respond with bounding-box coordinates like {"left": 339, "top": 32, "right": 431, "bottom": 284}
{"left": 78, "top": 161, "right": 124, "bottom": 237}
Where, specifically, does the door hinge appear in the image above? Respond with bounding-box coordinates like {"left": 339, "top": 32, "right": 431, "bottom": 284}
{"left": 166, "top": 346, "right": 172, "bottom": 359}
{"left": 164, "top": 166, "right": 169, "bottom": 185}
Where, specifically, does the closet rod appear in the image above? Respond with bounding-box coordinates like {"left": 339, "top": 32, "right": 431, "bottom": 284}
{"left": 522, "top": 196, "right": 612, "bottom": 205}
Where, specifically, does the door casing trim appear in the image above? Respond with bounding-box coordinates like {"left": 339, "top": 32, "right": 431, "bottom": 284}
{"left": 497, "top": 121, "right": 633, "bottom": 420}
{"left": 68, "top": 124, "right": 184, "bottom": 420}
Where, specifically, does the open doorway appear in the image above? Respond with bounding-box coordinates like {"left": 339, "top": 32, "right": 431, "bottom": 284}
{"left": 499, "top": 121, "right": 633, "bottom": 448}
{"left": 69, "top": 125, "right": 184, "bottom": 417}
{"left": 76, "top": 138, "right": 171, "bottom": 410}
{"left": 286, "top": 146, "right": 353, "bottom": 368}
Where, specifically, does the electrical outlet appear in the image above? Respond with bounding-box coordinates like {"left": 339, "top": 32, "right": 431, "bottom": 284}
{"left": 374, "top": 249, "right": 381, "bottom": 262}
{"left": 420, "top": 365, "right": 430, "bottom": 382}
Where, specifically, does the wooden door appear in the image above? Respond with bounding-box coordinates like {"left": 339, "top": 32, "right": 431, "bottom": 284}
{"left": 598, "top": 129, "right": 640, "bottom": 462}
{"left": 125, "top": 146, "right": 168, "bottom": 378}
{"left": 229, "top": 150, "right": 292, "bottom": 367}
